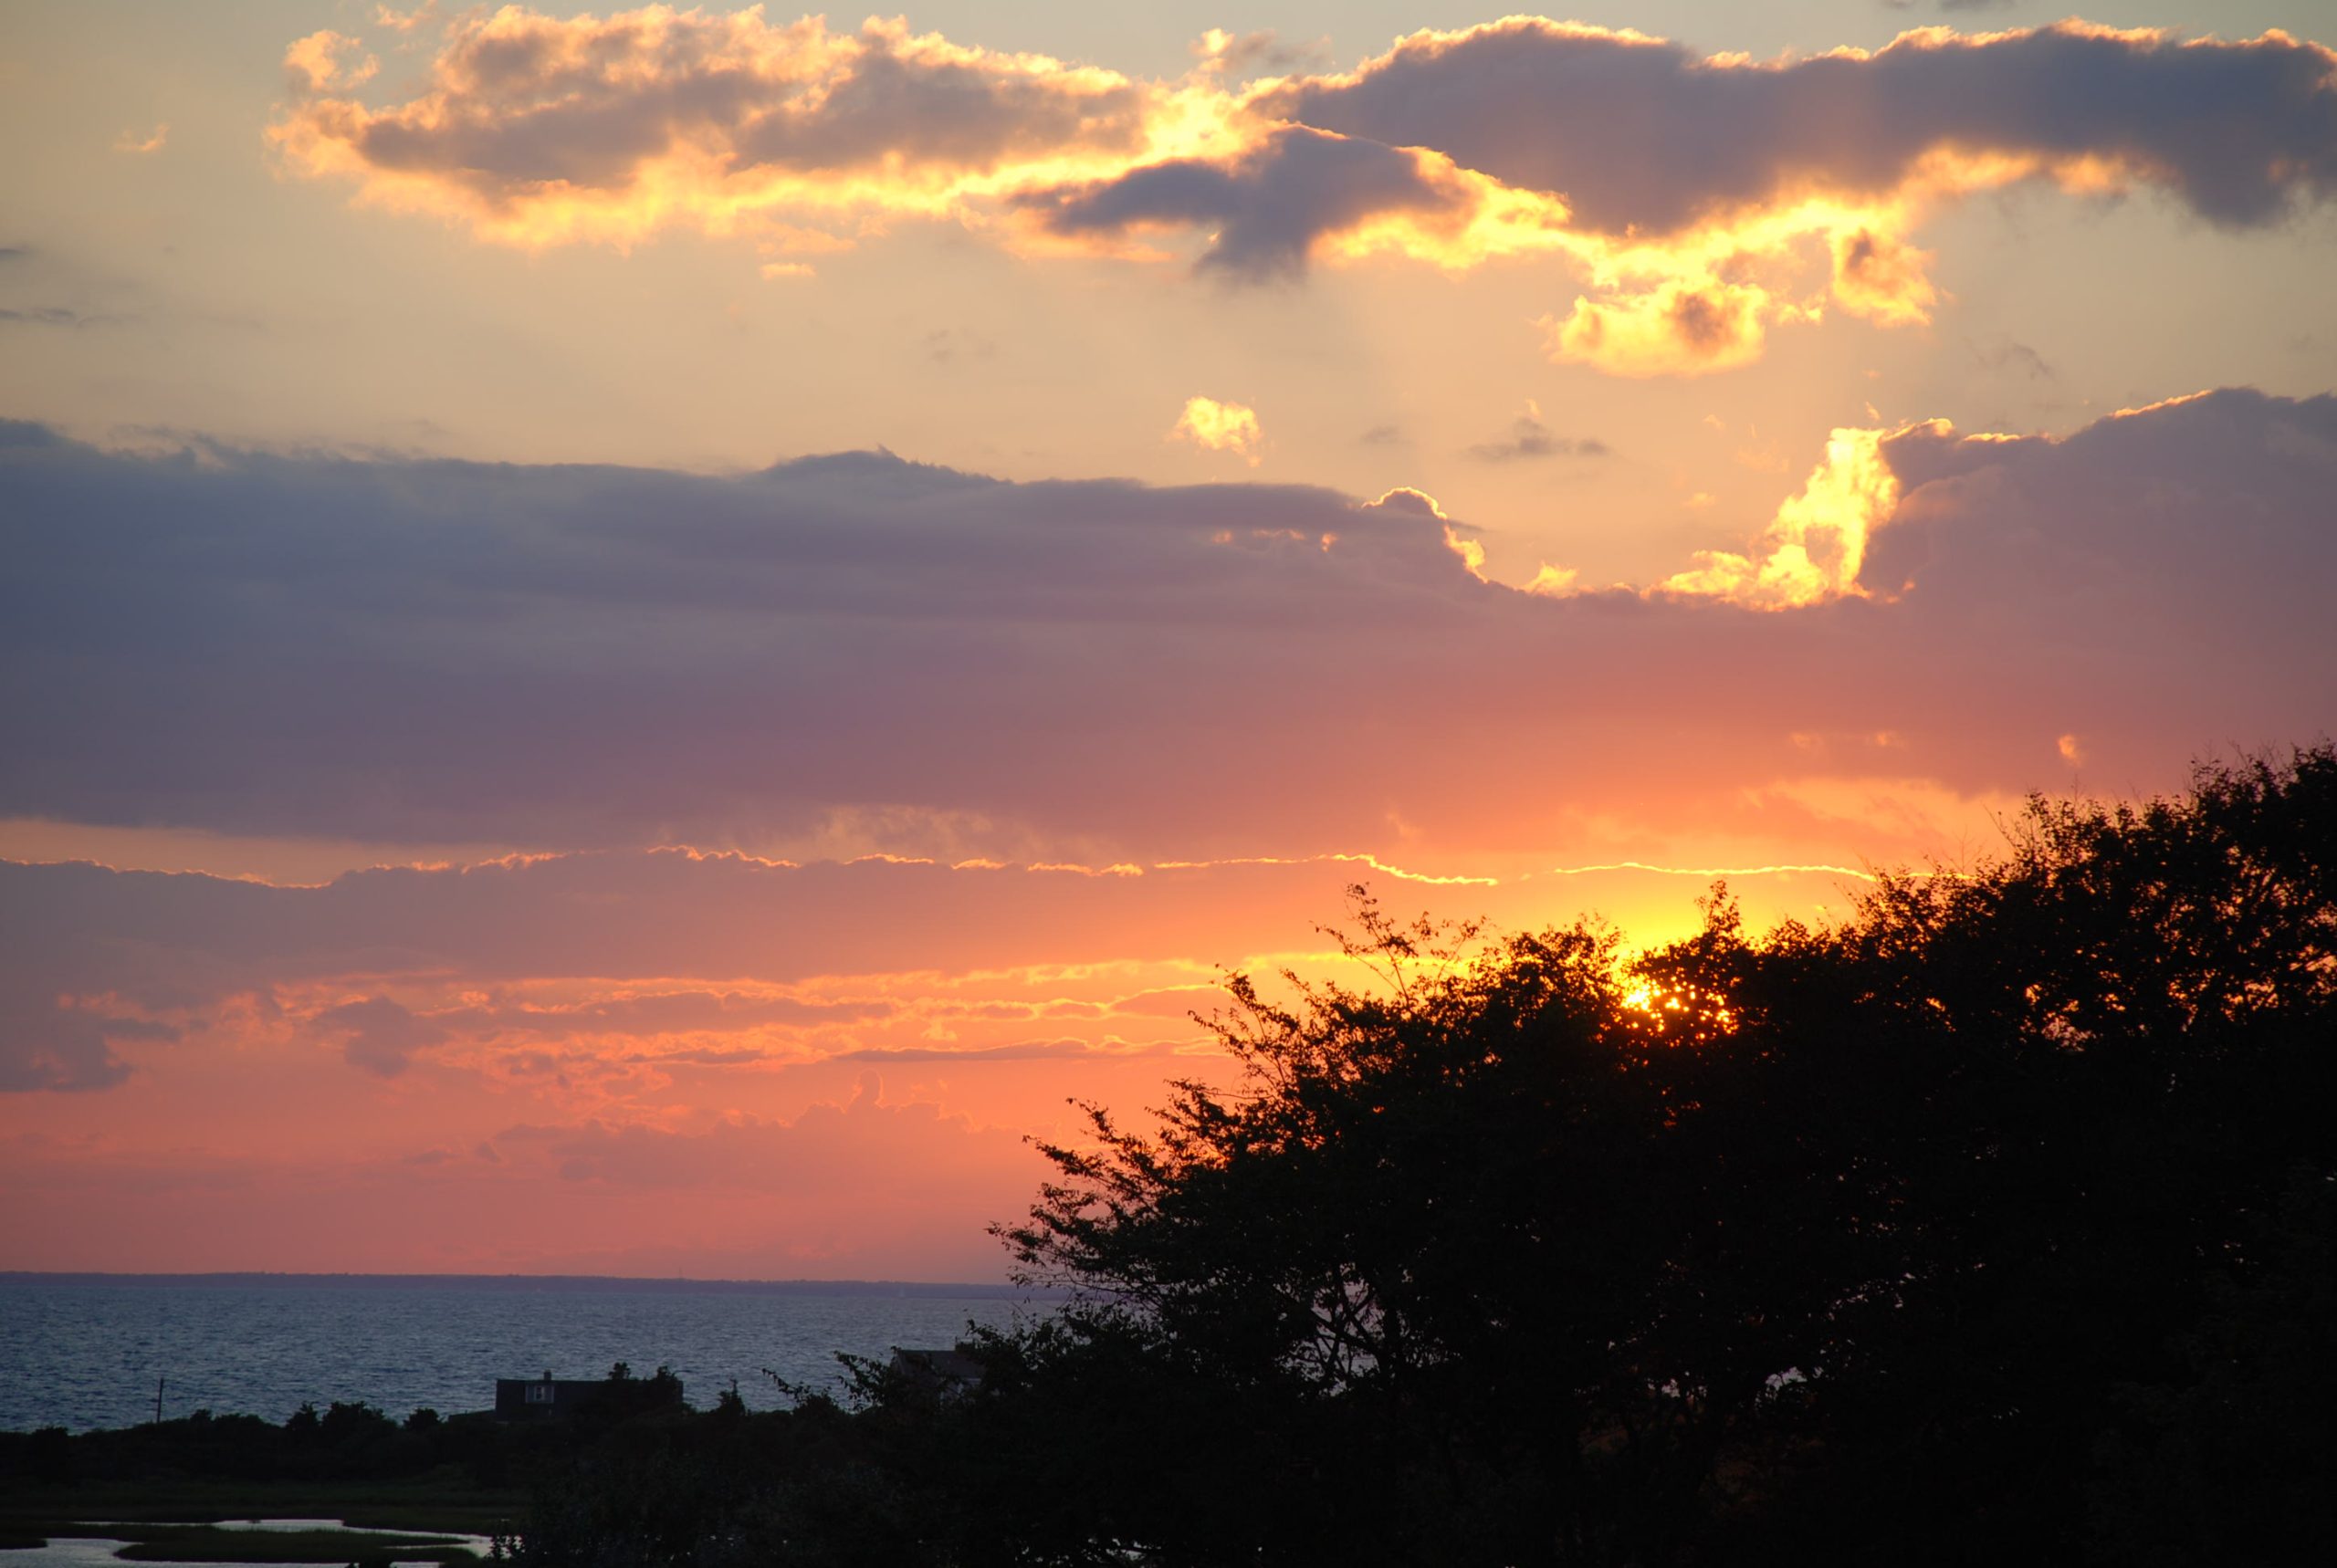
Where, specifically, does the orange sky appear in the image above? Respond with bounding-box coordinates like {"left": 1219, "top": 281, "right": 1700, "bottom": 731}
{"left": 3, "top": 2, "right": 2334, "bottom": 1279}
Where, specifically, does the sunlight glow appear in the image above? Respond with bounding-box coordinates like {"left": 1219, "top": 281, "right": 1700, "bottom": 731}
{"left": 1656, "top": 425, "right": 1909, "bottom": 608}
{"left": 1169, "top": 395, "right": 1265, "bottom": 462}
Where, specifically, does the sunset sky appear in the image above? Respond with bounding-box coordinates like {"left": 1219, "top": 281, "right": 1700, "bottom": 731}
{"left": 4, "top": 0, "right": 2333, "bottom": 1281}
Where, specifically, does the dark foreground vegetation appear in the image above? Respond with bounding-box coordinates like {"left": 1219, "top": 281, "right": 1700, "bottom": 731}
{"left": 8, "top": 750, "right": 2332, "bottom": 1564}
{"left": 0, "top": 1374, "right": 686, "bottom": 1552}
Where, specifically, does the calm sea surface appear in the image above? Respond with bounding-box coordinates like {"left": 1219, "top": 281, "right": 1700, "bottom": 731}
{"left": 0, "top": 1275, "right": 1045, "bottom": 1433}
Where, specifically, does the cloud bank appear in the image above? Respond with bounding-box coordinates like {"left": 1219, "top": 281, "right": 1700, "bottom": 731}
{"left": 1257, "top": 18, "right": 2337, "bottom": 237}
{"left": 4, "top": 390, "right": 2331, "bottom": 865}
{"left": 10, "top": 384, "right": 2331, "bottom": 1266}
{"left": 268, "top": 11, "right": 1164, "bottom": 250}
{"left": 0, "top": 850, "right": 1409, "bottom": 1091}
{"left": 270, "top": 10, "right": 2337, "bottom": 372}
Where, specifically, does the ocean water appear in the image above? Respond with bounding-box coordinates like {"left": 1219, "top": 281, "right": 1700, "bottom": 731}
{"left": 0, "top": 1275, "right": 1044, "bottom": 1433}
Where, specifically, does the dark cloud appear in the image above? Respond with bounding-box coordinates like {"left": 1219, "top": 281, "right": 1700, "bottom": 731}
{"left": 1018, "top": 126, "right": 1463, "bottom": 278}
{"left": 0, "top": 851, "right": 1443, "bottom": 1093}
{"left": 1198, "top": 30, "right": 1332, "bottom": 78}
{"left": 922, "top": 328, "right": 997, "bottom": 364}
{"left": 0, "top": 307, "right": 131, "bottom": 329}
{"left": 1, "top": 390, "right": 2330, "bottom": 878}
{"left": 0, "top": 434, "right": 1485, "bottom": 851}
{"left": 1866, "top": 389, "right": 2337, "bottom": 647}
{"left": 1358, "top": 423, "right": 1407, "bottom": 446}
{"left": 315, "top": 996, "right": 446, "bottom": 1077}
{"left": 0, "top": 988, "right": 166, "bottom": 1092}
{"left": 1968, "top": 335, "right": 2057, "bottom": 381}
{"left": 1465, "top": 413, "right": 1609, "bottom": 462}
{"left": 733, "top": 47, "right": 1145, "bottom": 175}
{"left": 0, "top": 854, "right": 1451, "bottom": 1035}
{"left": 0, "top": 419, "right": 65, "bottom": 450}
{"left": 1259, "top": 20, "right": 2337, "bottom": 235}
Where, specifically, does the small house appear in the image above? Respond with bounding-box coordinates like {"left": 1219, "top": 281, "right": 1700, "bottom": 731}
{"left": 494, "top": 1365, "right": 685, "bottom": 1418}
{"left": 888, "top": 1343, "right": 984, "bottom": 1398}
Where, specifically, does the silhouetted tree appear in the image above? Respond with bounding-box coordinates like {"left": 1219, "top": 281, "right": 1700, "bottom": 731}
{"left": 469, "top": 747, "right": 2336, "bottom": 1565}
{"left": 971, "top": 747, "right": 2337, "bottom": 1565}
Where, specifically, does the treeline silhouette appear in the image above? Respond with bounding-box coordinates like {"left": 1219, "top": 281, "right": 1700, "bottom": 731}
{"left": 12, "top": 752, "right": 2330, "bottom": 1563}
{"left": 0, "top": 1366, "right": 686, "bottom": 1496}
{"left": 497, "top": 749, "right": 2336, "bottom": 1564}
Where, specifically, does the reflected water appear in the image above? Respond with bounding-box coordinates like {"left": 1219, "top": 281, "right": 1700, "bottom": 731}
{"left": 0, "top": 1276, "right": 1036, "bottom": 1432}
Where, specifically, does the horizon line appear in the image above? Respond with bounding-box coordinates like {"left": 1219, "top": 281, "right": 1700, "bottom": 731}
{"left": 0, "top": 1270, "right": 1058, "bottom": 1296}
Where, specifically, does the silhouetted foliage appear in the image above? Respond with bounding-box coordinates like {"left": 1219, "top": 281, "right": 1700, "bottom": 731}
{"left": 956, "top": 747, "right": 2335, "bottom": 1565}
{"left": 32, "top": 752, "right": 2322, "bottom": 1564}
{"left": 0, "top": 1367, "right": 690, "bottom": 1502}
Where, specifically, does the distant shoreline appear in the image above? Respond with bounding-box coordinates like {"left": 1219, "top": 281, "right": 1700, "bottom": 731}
{"left": 0, "top": 1272, "right": 1063, "bottom": 1301}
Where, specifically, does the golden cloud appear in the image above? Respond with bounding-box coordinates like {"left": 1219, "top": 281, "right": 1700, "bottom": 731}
{"left": 1654, "top": 424, "right": 1908, "bottom": 609}
{"left": 283, "top": 29, "right": 378, "bottom": 93}
{"left": 268, "top": 8, "right": 1207, "bottom": 250}
{"left": 1544, "top": 279, "right": 1775, "bottom": 379}
{"left": 271, "top": 11, "right": 2337, "bottom": 373}
{"left": 1169, "top": 395, "right": 1263, "bottom": 463}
